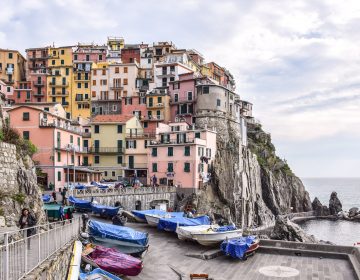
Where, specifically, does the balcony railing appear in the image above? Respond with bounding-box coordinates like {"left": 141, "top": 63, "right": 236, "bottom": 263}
{"left": 110, "top": 85, "right": 123, "bottom": 90}
{"left": 49, "top": 82, "right": 69, "bottom": 87}
{"left": 89, "top": 147, "right": 125, "bottom": 154}
{"left": 144, "top": 114, "right": 164, "bottom": 121}
{"left": 170, "top": 97, "right": 196, "bottom": 104}
{"left": 55, "top": 145, "right": 89, "bottom": 153}
{"left": 125, "top": 132, "right": 156, "bottom": 139}
{"left": 33, "top": 93, "right": 45, "bottom": 97}
{"left": 6, "top": 68, "right": 14, "bottom": 75}
{"left": 125, "top": 163, "right": 148, "bottom": 169}
{"left": 147, "top": 103, "right": 164, "bottom": 108}
{"left": 82, "top": 132, "right": 91, "bottom": 138}
{"left": 148, "top": 138, "right": 196, "bottom": 145}
{"left": 33, "top": 81, "right": 45, "bottom": 87}
{"left": 49, "top": 91, "right": 69, "bottom": 96}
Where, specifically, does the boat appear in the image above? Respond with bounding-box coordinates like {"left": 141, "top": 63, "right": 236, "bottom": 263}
{"left": 92, "top": 204, "right": 120, "bottom": 218}
{"left": 88, "top": 220, "right": 149, "bottom": 256}
{"left": 79, "top": 268, "right": 122, "bottom": 280}
{"left": 131, "top": 209, "right": 166, "bottom": 223}
{"left": 190, "top": 225, "right": 243, "bottom": 246}
{"left": 158, "top": 214, "right": 211, "bottom": 232}
{"left": 176, "top": 225, "right": 219, "bottom": 241}
{"left": 67, "top": 240, "right": 82, "bottom": 280}
{"left": 82, "top": 244, "right": 143, "bottom": 276}
{"left": 220, "top": 236, "right": 260, "bottom": 260}
{"left": 43, "top": 204, "right": 74, "bottom": 220}
{"left": 68, "top": 196, "right": 92, "bottom": 212}
{"left": 144, "top": 213, "right": 163, "bottom": 227}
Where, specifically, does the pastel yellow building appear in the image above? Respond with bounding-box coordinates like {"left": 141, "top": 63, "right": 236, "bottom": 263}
{"left": 0, "top": 48, "right": 26, "bottom": 85}
{"left": 46, "top": 46, "right": 73, "bottom": 119}
{"left": 72, "top": 61, "right": 91, "bottom": 119}
{"left": 91, "top": 114, "right": 144, "bottom": 181}
{"left": 145, "top": 91, "right": 171, "bottom": 122}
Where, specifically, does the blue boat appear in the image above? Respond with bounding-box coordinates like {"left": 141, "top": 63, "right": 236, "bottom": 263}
{"left": 131, "top": 209, "right": 167, "bottom": 222}
{"left": 68, "top": 196, "right": 92, "bottom": 212}
{"left": 157, "top": 213, "right": 211, "bottom": 232}
{"left": 74, "top": 184, "right": 88, "bottom": 190}
{"left": 92, "top": 204, "right": 120, "bottom": 218}
{"left": 42, "top": 194, "right": 51, "bottom": 203}
{"left": 88, "top": 220, "right": 149, "bottom": 256}
{"left": 79, "top": 268, "right": 122, "bottom": 280}
{"left": 91, "top": 181, "right": 109, "bottom": 189}
{"left": 220, "top": 236, "right": 259, "bottom": 260}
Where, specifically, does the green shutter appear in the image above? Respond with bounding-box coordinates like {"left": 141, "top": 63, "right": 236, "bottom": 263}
{"left": 152, "top": 163, "right": 158, "bottom": 172}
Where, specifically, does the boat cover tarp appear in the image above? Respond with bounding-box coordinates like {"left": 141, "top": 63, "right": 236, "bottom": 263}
{"left": 86, "top": 245, "right": 142, "bottom": 276}
{"left": 68, "top": 196, "right": 92, "bottom": 210}
{"left": 89, "top": 220, "right": 148, "bottom": 246}
{"left": 92, "top": 204, "right": 120, "bottom": 217}
{"left": 92, "top": 181, "right": 109, "bottom": 189}
{"left": 157, "top": 214, "right": 210, "bottom": 232}
{"left": 79, "top": 268, "right": 122, "bottom": 280}
{"left": 42, "top": 194, "right": 51, "bottom": 203}
{"left": 131, "top": 209, "right": 166, "bottom": 220}
{"left": 75, "top": 184, "right": 87, "bottom": 190}
{"left": 220, "top": 236, "right": 257, "bottom": 259}
{"left": 215, "top": 225, "right": 237, "bottom": 232}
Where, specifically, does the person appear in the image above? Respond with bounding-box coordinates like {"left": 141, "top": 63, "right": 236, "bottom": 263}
{"left": 59, "top": 205, "right": 65, "bottom": 222}
{"left": 112, "top": 213, "right": 126, "bottom": 226}
{"left": 19, "top": 208, "right": 37, "bottom": 249}
{"left": 51, "top": 191, "right": 57, "bottom": 203}
{"left": 61, "top": 187, "right": 67, "bottom": 205}
{"left": 183, "top": 210, "right": 188, "bottom": 217}
{"left": 151, "top": 174, "right": 157, "bottom": 187}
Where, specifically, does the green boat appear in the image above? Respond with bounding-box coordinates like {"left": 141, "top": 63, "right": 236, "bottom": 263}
{"left": 43, "top": 204, "right": 74, "bottom": 220}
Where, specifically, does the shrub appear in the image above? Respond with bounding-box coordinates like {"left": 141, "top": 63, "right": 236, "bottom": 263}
{"left": 0, "top": 130, "right": 3, "bottom": 141}
{"left": 11, "top": 193, "right": 26, "bottom": 204}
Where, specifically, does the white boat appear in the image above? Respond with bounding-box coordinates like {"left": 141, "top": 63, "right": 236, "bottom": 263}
{"left": 145, "top": 214, "right": 161, "bottom": 227}
{"left": 67, "top": 240, "right": 82, "bottom": 280}
{"left": 176, "top": 225, "right": 218, "bottom": 241}
{"left": 191, "top": 228, "right": 243, "bottom": 246}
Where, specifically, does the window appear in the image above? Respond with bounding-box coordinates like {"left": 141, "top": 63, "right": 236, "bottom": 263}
{"left": 174, "top": 94, "right": 178, "bottom": 102}
{"left": 8, "top": 52, "right": 13, "bottom": 59}
{"left": 71, "top": 154, "right": 74, "bottom": 164}
{"left": 92, "top": 91, "right": 96, "bottom": 97}
{"left": 117, "top": 125, "right": 123, "bottom": 133}
{"left": 104, "top": 171, "right": 108, "bottom": 176}
{"left": 217, "top": 99, "right": 221, "bottom": 106}
{"left": 123, "top": 78, "right": 128, "bottom": 85}
{"left": 112, "top": 171, "right": 116, "bottom": 177}
{"left": 168, "top": 147, "right": 173, "bottom": 156}
{"left": 115, "top": 67, "right": 119, "bottom": 73}
{"left": 65, "top": 68, "right": 69, "bottom": 75}
{"left": 57, "top": 151, "right": 61, "bottom": 162}
{"left": 124, "top": 67, "right": 128, "bottom": 73}
{"left": 57, "top": 171, "right": 61, "bottom": 181}
{"left": 83, "top": 156, "right": 88, "bottom": 166}
{"left": 94, "top": 125, "right": 99, "bottom": 133}
{"left": 74, "top": 54, "right": 78, "bottom": 60}
{"left": 61, "top": 49, "right": 65, "bottom": 55}
{"left": 23, "top": 112, "right": 30, "bottom": 121}
{"left": 77, "top": 83, "right": 81, "bottom": 89}
{"left": 198, "top": 147, "right": 204, "bottom": 156}
{"left": 85, "top": 83, "right": 88, "bottom": 88}
{"left": 93, "top": 69, "right": 97, "bottom": 75}
{"left": 187, "top": 92, "right": 193, "bottom": 101}
{"left": 23, "top": 131, "right": 30, "bottom": 140}
{"left": 102, "top": 69, "right": 106, "bottom": 75}
{"left": 70, "top": 135, "right": 73, "bottom": 143}
{"left": 203, "top": 86, "right": 209, "bottom": 94}
{"left": 126, "top": 140, "right": 137, "bottom": 149}
{"left": 152, "top": 163, "right": 158, "bottom": 172}
{"left": 152, "top": 148, "right": 157, "bottom": 157}
{"left": 61, "top": 59, "right": 64, "bottom": 65}
{"left": 144, "top": 140, "right": 148, "bottom": 148}
{"left": 195, "top": 132, "right": 201, "bottom": 138}
{"left": 9, "top": 87, "right": 12, "bottom": 93}
{"left": 157, "top": 96, "right": 162, "bottom": 103}
{"left": 184, "top": 146, "right": 190, "bottom": 156}
{"left": 167, "top": 162, "right": 173, "bottom": 172}
{"left": 144, "top": 122, "right": 148, "bottom": 128}
{"left": 77, "top": 137, "right": 80, "bottom": 146}
{"left": 92, "top": 80, "right": 96, "bottom": 86}
{"left": 184, "top": 162, "right": 190, "bottom": 173}
{"left": 99, "top": 54, "right": 103, "bottom": 60}
{"left": 94, "top": 156, "right": 100, "bottom": 164}
{"left": 117, "top": 156, "right": 123, "bottom": 164}
{"left": 198, "top": 163, "right": 204, "bottom": 172}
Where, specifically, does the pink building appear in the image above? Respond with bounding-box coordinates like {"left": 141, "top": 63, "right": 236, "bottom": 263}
{"left": 7, "top": 104, "right": 100, "bottom": 190}
{"left": 147, "top": 122, "right": 216, "bottom": 194}
{"left": 168, "top": 72, "right": 198, "bottom": 124}
{"left": 11, "top": 81, "right": 33, "bottom": 103}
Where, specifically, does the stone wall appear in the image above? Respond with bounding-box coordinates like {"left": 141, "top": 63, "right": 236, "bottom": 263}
{"left": 0, "top": 142, "right": 46, "bottom": 229}
{"left": 81, "top": 192, "right": 177, "bottom": 210}
{"left": 26, "top": 240, "right": 74, "bottom": 280}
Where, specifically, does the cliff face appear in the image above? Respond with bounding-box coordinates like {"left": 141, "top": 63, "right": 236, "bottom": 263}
{"left": 193, "top": 113, "right": 312, "bottom": 228}
{"left": 0, "top": 104, "right": 46, "bottom": 229}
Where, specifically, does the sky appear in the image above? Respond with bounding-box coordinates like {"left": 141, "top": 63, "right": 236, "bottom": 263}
{"left": 1, "top": 0, "right": 360, "bottom": 178}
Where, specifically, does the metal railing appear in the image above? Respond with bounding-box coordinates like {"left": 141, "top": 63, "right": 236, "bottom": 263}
{"left": 89, "top": 147, "right": 125, "bottom": 154}
{"left": 71, "top": 185, "right": 177, "bottom": 197}
{"left": 0, "top": 217, "right": 81, "bottom": 280}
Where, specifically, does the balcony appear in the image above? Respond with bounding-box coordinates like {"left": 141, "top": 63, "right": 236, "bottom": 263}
{"left": 147, "top": 103, "right": 165, "bottom": 108}
{"left": 55, "top": 145, "right": 89, "bottom": 153}
{"left": 62, "top": 102, "right": 69, "bottom": 106}
{"left": 49, "top": 81, "right": 69, "bottom": 87}
{"left": 6, "top": 68, "right": 14, "bottom": 75}
{"left": 158, "top": 70, "right": 175, "bottom": 77}
{"left": 110, "top": 85, "right": 123, "bottom": 90}
{"left": 39, "top": 118, "right": 83, "bottom": 134}
{"left": 49, "top": 71, "right": 61, "bottom": 76}
{"left": 34, "top": 81, "right": 45, "bottom": 87}
{"left": 33, "top": 93, "right": 45, "bottom": 97}
{"left": 148, "top": 138, "right": 196, "bottom": 146}
{"left": 49, "top": 91, "right": 69, "bottom": 96}
{"left": 144, "top": 114, "right": 164, "bottom": 121}
{"left": 125, "top": 163, "right": 148, "bottom": 169}
{"left": 170, "top": 97, "right": 196, "bottom": 104}
{"left": 125, "top": 132, "right": 156, "bottom": 139}
{"left": 75, "top": 99, "right": 90, "bottom": 103}
{"left": 89, "top": 147, "right": 125, "bottom": 154}
{"left": 82, "top": 132, "right": 91, "bottom": 138}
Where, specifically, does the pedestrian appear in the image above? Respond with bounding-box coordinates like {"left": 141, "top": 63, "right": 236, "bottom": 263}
{"left": 151, "top": 174, "right": 157, "bottom": 187}
{"left": 59, "top": 205, "right": 65, "bottom": 222}
{"left": 19, "top": 208, "right": 37, "bottom": 249}
{"left": 61, "top": 187, "right": 67, "bottom": 205}
{"left": 51, "top": 191, "right": 57, "bottom": 203}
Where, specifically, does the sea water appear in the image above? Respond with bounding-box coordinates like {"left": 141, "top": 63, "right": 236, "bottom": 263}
{"left": 298, "top": 178, "right": 360, "bottom": 245}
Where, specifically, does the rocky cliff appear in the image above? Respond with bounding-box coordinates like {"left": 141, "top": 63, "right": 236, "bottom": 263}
{"left": 0, "top": 103, "right": 45, "bottom": 230}
{"left": 191, "top": 113, "right": 312, "bottom": 228}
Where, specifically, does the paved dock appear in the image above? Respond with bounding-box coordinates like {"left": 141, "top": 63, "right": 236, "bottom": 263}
{"left": 123, "top": 223, "right": 357, "bottom": 280}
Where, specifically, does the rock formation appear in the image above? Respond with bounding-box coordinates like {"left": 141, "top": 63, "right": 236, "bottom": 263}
{"left": 270, "top": 216, "right": 317, "bottom": 243}
{"left": 348, "top": 207, "right": 359, "bottom": 218}
{"left": 312, "top": 197, "right": 330, "bottom": 216}
{"left": 190, "top": 113, "right": 312, "bottom": 228}
{"left": 0, "top": 103, "right": 46, "bottom": 231}
{"left": 329, "top": 191, "right": 342, "bottom": 215}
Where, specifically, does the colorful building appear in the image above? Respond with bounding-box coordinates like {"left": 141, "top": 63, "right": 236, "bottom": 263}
{"left": 90, "top": 114, "right": 141, "bottom": 180}
{"left": 46, "top": 46, "right": 73, "bottom": 119}
{"left": 11, "top": 81, "right": 32, "bottom": 103}
{"left": 0, "top": 49, "right": 26, "bottom": 86}
{"left": 147, "top": 122, "right": 217, "bottom": 193}
{"left": 7, "top": 104, "right": 100, "bottom": 190}
{"left": 107, "top": 37, "right": 124, "bottom": 63}
{"left": 121, "top": 45, "right": 140, "bottom": 64}
{"left": 145, "top": 89, "right": 171, "bottom": 132}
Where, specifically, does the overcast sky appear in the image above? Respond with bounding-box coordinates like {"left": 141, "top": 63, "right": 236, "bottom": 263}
{"left": 1, "top": 0, "right": 360, "bottom": 178}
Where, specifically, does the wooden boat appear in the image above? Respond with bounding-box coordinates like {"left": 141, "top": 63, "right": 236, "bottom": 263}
{"left": 79, "top": 268, "right": 122, "bottom": 280}
{"left": 191, "top": 226, "right": 242, "bottom": 246}
{"left": 131, "top": 209, "right": 166, "bottom": 223}
{"left": 67, "top": 240, "right": 82, "bottom": 280}
{"left": 81, "top": 244, "right": 143, "bottom": 276}
{"left": 176, "top": 225, "right": 217, "bottom": 241}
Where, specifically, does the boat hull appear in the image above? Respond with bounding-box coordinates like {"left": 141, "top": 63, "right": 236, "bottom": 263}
{"left": 145, "top": 214, "right": 160, "bottom": 227}
{"left": 192, "top": 230, "right": 243, "bottom": 246}
{"left": 67, "top": 241, "right": 82, "bottom": 280}
{"left": 176, "top": 225, "right": 215, "bottom": 241}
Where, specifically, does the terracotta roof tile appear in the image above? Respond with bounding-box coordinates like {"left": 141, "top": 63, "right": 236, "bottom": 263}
{"left": 91, "top": 114, "right": 134, "bottom": 123}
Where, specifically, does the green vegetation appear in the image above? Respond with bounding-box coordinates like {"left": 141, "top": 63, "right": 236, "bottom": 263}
{"left": 11, "top": 193, "right": 26, "bottom": 204}
{"left": 0, "top": 130, "right": 3, "bottom": 141}
{"left": 1, "top": 123, "right": 37, "bottom": 157}
{"left": 247, "top": 123, "right": 293, "bottom": 176}
{"left": 0, "top": 208, "right": 4, "bottom": 216}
